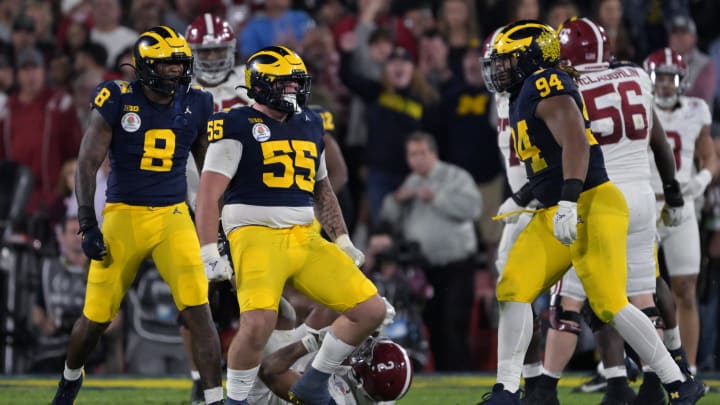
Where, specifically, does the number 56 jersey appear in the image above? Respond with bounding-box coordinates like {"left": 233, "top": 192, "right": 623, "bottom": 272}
{"left": 92, "top": 80, "right": 213, "bottom": 206}
{"left": 577, "top": 63, "right": 655, "bottom": 184}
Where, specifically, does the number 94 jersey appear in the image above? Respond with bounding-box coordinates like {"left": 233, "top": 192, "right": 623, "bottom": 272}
{"left": 209, "top": 107, "right": 326, "bottom": 207}
{"left": 92, "top": 80, "right": 213, "bottom": 206}
{"left": 510, "top": 68, "right": 608, "bottom": 207}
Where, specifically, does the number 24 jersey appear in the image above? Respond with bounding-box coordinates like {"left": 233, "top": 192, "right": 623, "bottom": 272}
{"left": 509, "top": 68, "right": 608, "bottom": 207}
{"left": 92, "top": 80, "right": 213, "bottom": 206}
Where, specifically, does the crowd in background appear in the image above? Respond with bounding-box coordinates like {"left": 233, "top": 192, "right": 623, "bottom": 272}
{"left": 2, "top": 0, "right": 720, "bottom": 375}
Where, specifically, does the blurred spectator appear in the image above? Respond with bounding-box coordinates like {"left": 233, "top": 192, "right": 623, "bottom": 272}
{"left": 0, "top": 48, "right": 83, "bottom": 214}
{"left": 0, "top": 51, "right": 12, "bottom": 95}
{"left": 0, "top": 0, "right": 23, "bottom": 43}
{"left": 594, "top": 0, "right": 635, "bottom": 61}
{"left": 63, "top": 18, "right": 92, "bottom": 58}
{"left": 380, "top": 131, "right": 481, "bottom": 371}
{"left": 332, "top": 0, "right": 417, "bottom": 59}
{"left": 71, "top": 70, "right": 103, "bottom": 132}
{"left": 6, "top": 14, "right": 40, "bottom": 64}
{"left": 507, "top": 0, "right": 540, "bottom": 23}
{"left": 238, "top": 0, "right": 314, "bottom": 59}
{"left": 400, "top": 2, "right": 435, "bottom": 41}
{"left": 309, "top": 0, "right": 346, "bottom": 27}
{"left": 47, "top": 159, "right": 78, "bottom": 228}
{"left": 339, "top": 34, "right": 439, "bottom": 225}
{"left": 417, "top": 29, "right": 452, "bottom": 89}
{"left": 112, "top": 45, "right": 134, "bottom": 81}
{"left": 436, "top": 0, "right": 478, "bottom": 81}
{"left": 31, "top": 215, "right": 123, "bottom": 374}
{"left": 427, "top": 43, "right": 503, "bottom": 266}
{"left": 129, "top": 0, "right": 163, "bottom": 33}
{"left": 47, "top": 52, "right": 74, "bottom": 91}
{"left": 668, "top": 15, "right": 717, "bottom": 108}
{"left": 164, "top": 0, "right": 200, "bottom": 34}
{"left": 24, "top": 0, "right": 56, "bottom": 55}
{"left": 89, "top": 0, "right": 137, "bottom": 68}
{"left": 545, "top": 0, "right": 579, "bottom": 30}
{"left": 74, "top": 42, "right": 121, "bottom": 81}
{"left": 298, "top": 26, "right": 345, "bottom": 117}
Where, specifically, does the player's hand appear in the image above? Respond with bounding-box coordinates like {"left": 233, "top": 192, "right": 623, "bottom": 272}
{"left": 335, "top": 234, "right": 365, "bottom": 267}
{"left": 496, "top": 197, "right": 524, "bottom": 224}
{"left": 200, "top": 243, "right": 233, "bottom": 282}
{"left": 662, "top": 179, "right": 685, "bottom": 227}
{"left": 81, "top": 225, "right": 107, "bottom": 261}
{"left": 682, "top": 169, "right": 712, "bottom": 200}
{"left": 553, "top": 201, "right": 578, "bottom": 246}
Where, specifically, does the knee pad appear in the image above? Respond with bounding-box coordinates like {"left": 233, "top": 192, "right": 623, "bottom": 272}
{"left": 549, "top": 296, "right": 582, "bottom": 335}
{"left": 641, "top": 306, "right": 665, "bottom": 329}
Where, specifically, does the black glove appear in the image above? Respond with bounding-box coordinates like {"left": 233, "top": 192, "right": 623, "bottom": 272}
{"left": 78, "top": 205, "right": 107, "bottom": 261}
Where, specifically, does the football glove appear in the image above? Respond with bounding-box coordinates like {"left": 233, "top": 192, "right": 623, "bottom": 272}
{"left": 301, "top": 326, "right": 329, "bottom": 353}
{"left": 553, "top": 200, "right": 578, "bottom": 246}
{"left": 200, "top": 243, "right": 233, "bottom": 282}
{"left": 382, "top": 297, "right": 396, "bottom": 327}
{"left": 78, "top": 205, "right": 107, "bottom": 261}
{"left": 661, "top": 179, "right": 685, "bottom": 227}
{"left": 335, "top": 234, "right": 365, "bottom": 267}
{"left": 682, "top": 168, "right": 712, "bottom": 200}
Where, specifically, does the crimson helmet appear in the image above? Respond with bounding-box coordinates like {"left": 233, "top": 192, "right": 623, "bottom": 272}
{"left": 185, "top": 13, "right": 236, "bottom": 85}
{"left": 643, "top": 47, "right": 687, "bottom": 108}
{"left": 350, "top": 337, "right": 413, "bottom": 401}
{"left": 557, "top": 17, "right": 610, "bottom": 71}
{"left": 481, "top": 27, "right": 504, "bottom": 59}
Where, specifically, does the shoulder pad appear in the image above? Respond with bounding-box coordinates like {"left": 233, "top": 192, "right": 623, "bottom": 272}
{"left": 609, "top": 59, "right": 641, "bottom": 69}
{"left": 524, "top": 68, "right": 577, "bottom": 100}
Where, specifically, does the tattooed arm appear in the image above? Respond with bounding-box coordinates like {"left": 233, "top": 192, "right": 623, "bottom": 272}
{"left": 313, "top": 176, "right": 348, "bottom": 241}
{"left": 75, "top": 109, "right": 112, "bottom": 211}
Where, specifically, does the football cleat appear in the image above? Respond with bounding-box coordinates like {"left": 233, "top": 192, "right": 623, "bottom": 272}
{"left": 51, "top": 371, "right": 84, "bottom": 405}
{"left": 289, "top": 367, "right": 332, "bottom": 405}
{"left": 664, "top": 375, "right": 705, "bottom": 405}
{"left": 190, "top": 379, "right": 204, "bottom": 404}
{"left": 476, "top": 383, "right": 522, "bottom": 405}
{"left": 600, "top": 380, "right": 636, "bottom": 405}
{"left": 573, "top": 371, "right": 607, "bottom": 393}
{"left": 523, "top": 385, "right": 560, "bottom": 405}
{"left": 635, "top": 372, "right": 666, "bottom": 405}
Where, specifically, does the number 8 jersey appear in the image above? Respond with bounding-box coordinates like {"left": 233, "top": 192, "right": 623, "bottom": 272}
{"left": 92, "top": 80, "right": 213, "bottom": 206}
{"left": 510, "top": 67, "right": 608, "bottom": 207}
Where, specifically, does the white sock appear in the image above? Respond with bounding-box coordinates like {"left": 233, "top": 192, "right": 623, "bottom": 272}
{"left": 542, "top": 369, "right": 562, "bottom": 379}
{"left": 604, "top": 365, "right": 627, "bottom": 379}
{"left": 522, "top": 361, "right": 543, "bottom": 378}
{"left": 204, "top": 386, "right": 223, "bottom": 403}
{"left": 227, "top": 366, "right": 259, "bottom": 401}
{"left": 63, "top": 363, "right": 83, "bottom": 381}
{"left": 689, "top": 365, "right": 697, "bottom": 375}
{"left": 496, "top": 302, "right": 533, "bottom": 393}
{"left": 612, "top": 304, "right": 684, "bottom": 384}
{"left": 311, "top": 331, "right": 356, "bottom": 374}
{"left": 190, "top": 370, "right": 200, "bottom": 381}
{"left": 663, "top": 326, "right": 682, "bottom": 351}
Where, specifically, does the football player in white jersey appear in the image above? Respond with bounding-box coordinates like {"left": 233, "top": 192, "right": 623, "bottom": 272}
{"left": 180, "top": 14, "right": 252, "bottom": 404}
{"left": 529, "top": 18, "right": 687, "bottom": 405}
{"left": 645, "top": 47, "right": 718, "bottom": 376}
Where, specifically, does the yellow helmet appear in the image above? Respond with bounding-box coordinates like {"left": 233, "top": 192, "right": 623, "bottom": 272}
{"left": 133, "top": 26, "right": 193, "bottom": 96}
{"left": 245, "top": 45, "right": 311, "bottom": 114}
{"left": 481, "top": 20, "right": 559, "bottom": 93}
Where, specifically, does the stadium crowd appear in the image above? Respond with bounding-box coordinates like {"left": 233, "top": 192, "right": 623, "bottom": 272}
{"left": 2, "top": 0, "right": 720, "bottom": 403}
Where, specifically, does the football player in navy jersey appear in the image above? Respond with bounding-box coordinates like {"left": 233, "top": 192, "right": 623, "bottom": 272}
{"left": 51, "top": 26, "right": 225, "bottom": 405}
{"left": 477, "top": 21, "right": 704, "bottom": 405}
{"left": 194, "top": 45, "right": 386, "bottom": 405}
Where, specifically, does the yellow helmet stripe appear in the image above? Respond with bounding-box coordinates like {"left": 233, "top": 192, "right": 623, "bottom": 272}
{"left": 495, "top": 22, "right": 554, "bottom": 55}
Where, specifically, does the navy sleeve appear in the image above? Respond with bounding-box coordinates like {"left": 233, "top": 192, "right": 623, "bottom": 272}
{"left": 90, "top": 80, "right": 128, "bottom": 125}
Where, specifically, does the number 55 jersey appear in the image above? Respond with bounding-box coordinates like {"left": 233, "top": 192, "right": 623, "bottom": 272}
{"left": 93, "top": 79, "right": 213, "bottom": 206}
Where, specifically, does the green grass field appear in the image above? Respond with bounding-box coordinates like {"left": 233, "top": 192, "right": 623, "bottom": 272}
{"left": 0, "top": 374, "right": 717, "bottom": 404}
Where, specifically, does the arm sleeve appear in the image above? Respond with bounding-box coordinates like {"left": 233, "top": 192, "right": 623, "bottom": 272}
{"left": 316, "top": 151, "right": 328, "bottom": 181}
{"left": 202, "top": 139, "right": 243, "bottom": 179}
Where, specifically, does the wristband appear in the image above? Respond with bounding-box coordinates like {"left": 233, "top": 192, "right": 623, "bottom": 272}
{"left": 78, "top": 205, "right": 98, "bottom": 233}
{"left": 511, "top": 183, "right": 535, "bottom": 206}
{"left": 560, "top": 179, "right": 584, "bottom": 203}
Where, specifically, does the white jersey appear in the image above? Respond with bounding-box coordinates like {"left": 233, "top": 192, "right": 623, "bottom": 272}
{"left": 650, "top": 96, "right": 712, "bottom": 192}
{"left": 496, "top": 93, "right": 526, "bottom": 193}
{"left": 577, "top": 65, "right": 655, "bottom": 184}
{"left": 194, "top": 65, "right": 252, "bottom": 112}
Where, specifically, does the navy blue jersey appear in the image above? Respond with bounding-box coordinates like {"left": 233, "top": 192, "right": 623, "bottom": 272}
{"left": 92, "top": 80, "right": 213, "bottom": 206}
{"left": 509, "top": 68, "right": 608, "bottom": 206}
{"left": 209, "top": 107, "right": 325, "bottom": 207}
{"left": 309, "top": 105, "right": 336, "bottom": 136}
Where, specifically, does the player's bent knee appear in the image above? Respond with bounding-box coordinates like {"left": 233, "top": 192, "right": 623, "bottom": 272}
{"left": 640, "top": 306, "right": 665, "bottom": 329}
{"left": 549, "top": 306, "right": 583, "bottom": 335}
